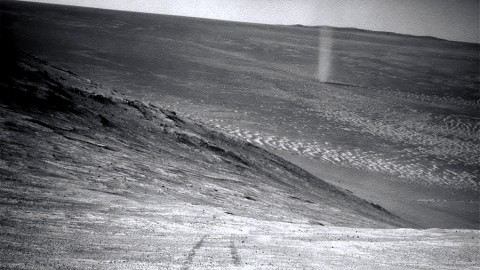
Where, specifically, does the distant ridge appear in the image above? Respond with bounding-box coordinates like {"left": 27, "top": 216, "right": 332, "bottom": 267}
{"left": 291, "top": 24, "right": 479, "bottom": 45}
{"left": 9, "top": 0, "right": 479, "bottom": 45}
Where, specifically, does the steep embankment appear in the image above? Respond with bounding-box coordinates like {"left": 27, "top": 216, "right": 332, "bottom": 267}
{"left": 1, "top": 52, "right": 478, "bottom": 269}
{"left": 0, "top": 50, "right": 408, "bottom": 227}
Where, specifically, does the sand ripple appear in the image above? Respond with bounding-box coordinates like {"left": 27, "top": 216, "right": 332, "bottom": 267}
{"left": 210, "top": 124, "right": 479, "bottom": 191}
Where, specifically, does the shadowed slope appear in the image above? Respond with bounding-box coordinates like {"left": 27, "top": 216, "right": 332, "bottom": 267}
{"left": 0, "top": 51, "right": 410, "bottom": 229}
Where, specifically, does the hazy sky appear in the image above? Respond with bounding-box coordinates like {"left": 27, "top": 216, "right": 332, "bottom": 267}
{"left": 22, "top": 0, "right": 479, "bottom": 43}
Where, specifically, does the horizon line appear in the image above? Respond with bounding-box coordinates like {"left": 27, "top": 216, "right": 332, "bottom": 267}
{"left": 12, "top": 0, "right": 480, "bottom": 45}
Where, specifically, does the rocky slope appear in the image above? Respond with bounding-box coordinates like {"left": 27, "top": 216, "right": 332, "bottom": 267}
{"left": 0, "top": 43, "right": 478, "bottom": 270}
